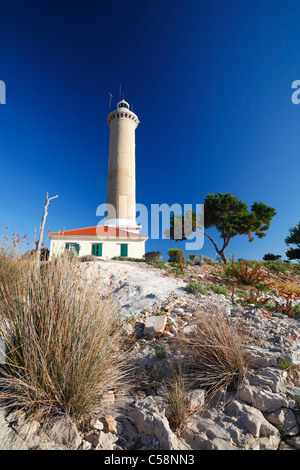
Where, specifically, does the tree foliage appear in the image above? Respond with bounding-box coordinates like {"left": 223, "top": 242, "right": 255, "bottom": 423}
{"left": 168, "top": 193, "right": 276, "bottom": 264}
{"left": 263, "top": 253, "right": 282, "bottom": 261}
{"left": 285, "top": 221, "right": 300, "bottom": 261}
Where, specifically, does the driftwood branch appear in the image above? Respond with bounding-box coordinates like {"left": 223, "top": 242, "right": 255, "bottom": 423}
{"left": 36, "top": 192, "right": 58, "bottom": 266}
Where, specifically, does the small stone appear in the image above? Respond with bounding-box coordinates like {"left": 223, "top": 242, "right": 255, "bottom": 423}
{"left": 143, "top": 315, "right": 167, "bottom": 337}
{"left": 90, "top": 419, "right": 104, "bottom": 431}
{"left": 188, "top": 389, "right": 205, "bottom": 410}
{"left": 101, "top": 415, "right": 117, "bottom": 434}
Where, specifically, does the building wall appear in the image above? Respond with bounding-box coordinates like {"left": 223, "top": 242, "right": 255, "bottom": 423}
{"left": 49, "top": 236, "right": 146, "bottom": 260}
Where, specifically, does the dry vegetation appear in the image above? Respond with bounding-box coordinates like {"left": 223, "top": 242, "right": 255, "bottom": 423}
{"left": 0, "top": 236, "right": 132, "bottom": 424}
{"left": 0, "top": 234, "right": 299, "bottom": 437}
{"left": 179, "top": 309, "right": 249, "bottom": 396}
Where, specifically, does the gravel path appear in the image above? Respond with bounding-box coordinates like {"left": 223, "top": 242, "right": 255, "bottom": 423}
{"left": 79, "top": 260, "right": 187, "bottom": 318}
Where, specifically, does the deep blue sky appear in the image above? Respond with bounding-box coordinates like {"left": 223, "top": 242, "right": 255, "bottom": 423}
{"left": 0, "top": 0, "right": 299, "bottom": 260}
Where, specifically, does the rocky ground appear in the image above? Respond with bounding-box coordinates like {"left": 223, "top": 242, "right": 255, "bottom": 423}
{"left": 0, "top": 259, "right": 300, "bottom": 450}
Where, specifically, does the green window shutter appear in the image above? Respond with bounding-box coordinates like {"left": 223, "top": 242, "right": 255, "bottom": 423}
{"left": 65, "top": 243, "right": 70, "bottom": 250}
{"left": 76, "top": 244, "right": 80, "bottom": 253}
{"left": 121, "top": 244, "right": 128, "bottom": 257}
{"left": 92, "top": 244, "right": 102, "bottom": 256}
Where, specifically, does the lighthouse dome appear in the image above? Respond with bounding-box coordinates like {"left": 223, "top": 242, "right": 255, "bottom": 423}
{"left": 117, "top": 99, "right": 130, "bottom": 110}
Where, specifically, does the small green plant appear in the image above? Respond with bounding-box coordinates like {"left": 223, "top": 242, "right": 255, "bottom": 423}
{"left": 154, "top": 345, "right": 167, "bottom": 360}
{"left": 184, "top": 282, "right": 209, "bottom": 295}
{"left": 172, "top": 267, "right": 185, "bottom": 277}
{"left": 147, "top": 260, "right": 169, "bottom": 270}
{"left": 238, "top": 288, "right": 270, "bottom": 308}
{"left": 255, "top": 282, "right": 271, "bottom": 292}
{"left": 277, "top": 357, "right": 293, "bottom": 370}
{"left": 126, "top": 313, "right": 137, "bottom": 324}
{"left": 156, "top": 311, "right": 167, "bottom": 316}
{"left": 189, "top": 254, "right": 198, "bottom": 262}
{"left": 112, "top": 256, "right": 144, "bottom": 262}
{"left": 292, "top": 305, "right": 300, "bottom": 319}
{"left": 209, "top": 284, "right": 228, "bottom": 295}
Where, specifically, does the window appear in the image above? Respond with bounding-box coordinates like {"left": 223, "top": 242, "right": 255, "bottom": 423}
{"left": 66, "top": 243, "right": 79, "bottom": 254}
{"left": 120, "top": 244, "right": 128, "bottom": 257}
{"left": 92, "top": 243, "right": 102, "bottom": 257}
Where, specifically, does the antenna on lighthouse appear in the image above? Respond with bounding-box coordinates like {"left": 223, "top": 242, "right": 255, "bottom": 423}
{"left": 119, "top": 83, "right": 122, "bottom": 99}
{"left": 109, "top": 92, "right": 113, "bottom": 110}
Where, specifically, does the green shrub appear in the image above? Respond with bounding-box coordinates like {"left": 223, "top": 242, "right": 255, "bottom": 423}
{"left": 189, "top": 254, "right": 198, "bottom": 262}
{"left": 168, "top": 248, "right": 185, "bottom": 263}
{"left": 262, "top": 260, "right": 288, "bottom": 274}
{"left": 185, "top": 282, "right": 208, "bottom": 295}
{"left": 263, "top": 253, "right": 282, "bottom": 261}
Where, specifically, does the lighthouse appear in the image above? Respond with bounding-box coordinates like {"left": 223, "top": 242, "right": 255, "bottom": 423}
{"left": 105, "top": 99, "right": 140, "bottom": 233}
{"left": 48, "top": 97, "right": 148, "bottom": 260}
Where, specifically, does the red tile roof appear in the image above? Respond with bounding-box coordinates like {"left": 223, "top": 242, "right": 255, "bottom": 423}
{"left": 48, "top": 225, "right": 147, "bottom": 239}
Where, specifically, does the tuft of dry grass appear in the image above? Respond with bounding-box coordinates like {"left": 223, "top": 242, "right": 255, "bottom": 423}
{"left": 273, "top": 281, "right": 300, "bottom": 296}
{"left": 0, "top": 232, "right": 32, "bottom": 299}
{"left": 179, "top": 309, "right": 249, "bottom": 397}
{"left": 0, "top": 248, "right": 132, "bottom": 424}
{"left": 165, "top": 366, "right": 190, "bottom": 432}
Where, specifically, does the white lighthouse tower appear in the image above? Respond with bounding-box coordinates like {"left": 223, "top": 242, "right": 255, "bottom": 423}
{"left": 105, "top": 99, "right": 141, "bottom": 233}
{"left": 48, "top": 97, "right": 148, "bottom": 260}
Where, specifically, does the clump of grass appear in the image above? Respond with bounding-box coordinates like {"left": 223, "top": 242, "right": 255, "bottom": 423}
{"left": 180, "top": 310, "right": 249, "bottom": 396}
{"left": 165, "top": 367, "right": 190, "bottom": 432}
{"left": 184, "top": 282, "right": 208, "bottom": 295}
{"left": 0, "top": 252, "right": 131, "bottom": 423}
{"left": 0, "top": 231, "right": 32, "bottom": 300}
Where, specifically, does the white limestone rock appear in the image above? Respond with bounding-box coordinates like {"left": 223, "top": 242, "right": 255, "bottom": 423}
{"left": 143, "top": 315, "right": 167, "bottom": 337}
{"left": 266, "top": 408, "right": 299, "bottom": 436}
